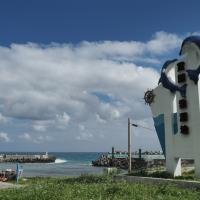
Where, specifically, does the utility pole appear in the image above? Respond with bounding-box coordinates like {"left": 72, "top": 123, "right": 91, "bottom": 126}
{"left": 127, "top": 118, "right": 153, "bottom": 175}
{"left": 128, "top": 118, "right": 132, "bottom": 174}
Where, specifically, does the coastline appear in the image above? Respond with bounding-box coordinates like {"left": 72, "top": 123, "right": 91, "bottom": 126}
{"left": 0, "top": 152, "right": 105, "bottom": 177}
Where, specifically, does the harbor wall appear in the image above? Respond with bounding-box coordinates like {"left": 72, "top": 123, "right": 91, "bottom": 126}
{"left": 0, "top": 154, "right": 56, "bottom": 163}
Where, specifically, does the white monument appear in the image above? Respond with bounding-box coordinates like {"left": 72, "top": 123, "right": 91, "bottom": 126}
{"left": 144, "top": 36, "right": 200, "bottom": 177}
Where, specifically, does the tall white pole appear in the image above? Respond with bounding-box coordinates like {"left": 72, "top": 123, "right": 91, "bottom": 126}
{"left": 128, "top": 118, "right": 132, "bottom": 174}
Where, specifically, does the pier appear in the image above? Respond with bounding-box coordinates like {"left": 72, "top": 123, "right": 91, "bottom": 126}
{"left": 0, "top": 152, "right": 56, "bottom": 163}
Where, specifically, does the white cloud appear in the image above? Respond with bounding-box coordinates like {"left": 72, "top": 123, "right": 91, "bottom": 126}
{"left": 96, "top": 114, "right": 106, "bottom": 123}
{"left": 78, "top": 124, "right": 85, "bottom": 131}
{"left": 56, "top": 113, "right": 70, "bottom": 124}
{"left": 32, "top": 119, "right": 55, "bottom": 132}
{"left": 33, "top": 135, "right": 52, "bottom": 144}
{"left": 76, "top": 132, "right": 93, "bottom": 141}
{"left": 76, "top": 124, "right": 93, "bottom": 141}
{"left": 32, "top": 124, "right": 47, "bottom": 132}
{"left": 19, "top": 133, "right": 31, "bottom": 140}
{"left": 0, "top": 132, "right": 10, "bottom": 142}
{"left": 56, "top": 112, "right": 70, "bottom": 129}
{"left": 147, "top": 31, "right": 182, "bottom": 54}
{"left": 0, "top": 113, "right": 7, "bottom": 123}
{"left": 0, "top": 39, "right": 162, "bottom": 123}
{"left": 0, "top": 31, "right": 183, "bottom": 151}
{"left": 19, "top": 133, "right": 53, "bottom": 144}
{"left": 75, "top": 31, "right": 181, "bottom": 60}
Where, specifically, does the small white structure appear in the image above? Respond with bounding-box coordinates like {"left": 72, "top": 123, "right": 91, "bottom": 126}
{"left": 145, "top": 36, "right": 200, "bottom": 177}
{"left": 42, "top": 152, "right": 49, "bottom": 159}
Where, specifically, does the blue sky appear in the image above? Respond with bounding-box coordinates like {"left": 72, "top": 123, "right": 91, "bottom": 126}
{"left": 0, "top": 0, "right": 199, "bottom": 152}
{"left": 0, "top": 0, "right": 199, "bottom": 45}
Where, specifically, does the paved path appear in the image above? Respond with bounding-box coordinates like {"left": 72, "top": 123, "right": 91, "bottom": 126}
{"left": 0, "top": 182, "right": 22, "bottom": 189}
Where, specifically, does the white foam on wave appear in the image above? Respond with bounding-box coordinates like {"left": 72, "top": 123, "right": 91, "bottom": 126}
{"left": 55, "top": 158, "right": 68, "bottom": 164}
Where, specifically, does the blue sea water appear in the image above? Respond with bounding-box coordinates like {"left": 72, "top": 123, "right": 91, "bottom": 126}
{"left": 0, "top": 152, "right": 105, "bottom": 177}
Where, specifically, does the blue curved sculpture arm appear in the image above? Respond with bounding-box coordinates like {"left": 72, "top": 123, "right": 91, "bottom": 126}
{"left": 161, "top": 59, "right": 178, "bottom": 72}
{"left": 158, "top": 59, "right": 177, "bottom": 85}
{"left": 159, "top": 59, "right": 187, "bottom": 97}
{"left": 186, "top": 65, "right": 200, "bottom": 84}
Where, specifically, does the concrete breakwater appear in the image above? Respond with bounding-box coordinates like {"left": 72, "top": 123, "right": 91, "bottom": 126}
{"left": 92, "top": 154, "right": 194, "bottom": 170}
{"left": 0, "top": 153, "right": 56, "bottom": 163}
{"left": 92, "top": 155, "right": 165, "bottom": 170}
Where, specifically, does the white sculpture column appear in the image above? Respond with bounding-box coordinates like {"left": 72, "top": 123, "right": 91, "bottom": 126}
{"left": 166, "top": 157, "right": 182, "bottom": 177}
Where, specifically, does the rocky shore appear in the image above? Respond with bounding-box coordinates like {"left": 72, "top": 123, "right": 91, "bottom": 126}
{"left": 92, "top": 154, "right": 194, "bottom": 170}
{"left": 92, "top": 156, "right": 164, "bottom": 170}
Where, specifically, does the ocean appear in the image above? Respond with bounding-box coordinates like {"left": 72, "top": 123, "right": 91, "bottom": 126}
{"left": 0, "top": 152, "right": 105, "bottom": 177}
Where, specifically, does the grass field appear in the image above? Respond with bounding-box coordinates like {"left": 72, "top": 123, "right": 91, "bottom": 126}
{"left": 1, "top": 175, "right": 200, "bottom": 200}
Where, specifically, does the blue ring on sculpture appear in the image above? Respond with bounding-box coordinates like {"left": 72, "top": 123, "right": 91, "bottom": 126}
{"left": 158, "top": 59, "right": 187, "bottom": 98}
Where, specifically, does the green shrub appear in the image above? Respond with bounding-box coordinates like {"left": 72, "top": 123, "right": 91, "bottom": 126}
{"left": 149, "top": 171, "right": 173, "bottom": 179}
{"left": 62, "top": 174, "right": 112, "bottom": 184}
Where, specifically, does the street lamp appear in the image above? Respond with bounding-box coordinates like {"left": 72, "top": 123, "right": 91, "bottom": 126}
{"left": 128, "top": 118, "right": 137, "bottom": 174}
{"left": 128, "top": 118, "right": 152, "bottom": 174}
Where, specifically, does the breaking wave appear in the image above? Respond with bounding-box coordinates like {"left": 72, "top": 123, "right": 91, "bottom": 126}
{"left": 55, "top": 158, "right": 68, "bottom": 164}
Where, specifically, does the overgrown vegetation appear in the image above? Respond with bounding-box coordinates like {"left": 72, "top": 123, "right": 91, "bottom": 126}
{"left": 129, "top": 169, "right": 197, "bottom": 180}
{"left": 0, "top": 175, "right": 200, "bottom": 200}
{"left": 129, "top": 170, "right": 172, "bottom": 178}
